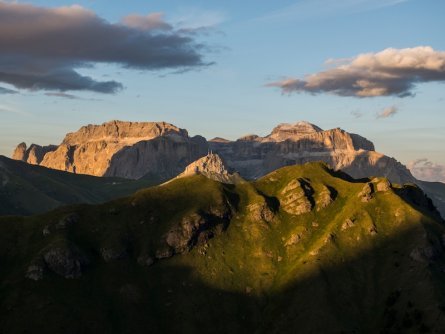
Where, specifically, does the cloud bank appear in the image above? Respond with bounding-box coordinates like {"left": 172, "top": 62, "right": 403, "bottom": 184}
{"left": 408, "top": 159, "right": 445, "bottom": 183}
{"left": 0, "top": 3, "right": 210, "bottom": 94}
{"left": 269, "top": 47, "right": 445, "bottom": 97}
{"left": 376, "top": 105, "right": 398, "bottom": 119}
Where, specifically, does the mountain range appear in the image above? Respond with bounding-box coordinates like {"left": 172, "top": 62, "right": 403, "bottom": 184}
{"left": 9, "top": 120, "right": 445, "bottom": 218}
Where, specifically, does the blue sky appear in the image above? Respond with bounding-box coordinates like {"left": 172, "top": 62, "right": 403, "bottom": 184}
{"left": 0, "top": 0, "right": 444, "bottom": 179}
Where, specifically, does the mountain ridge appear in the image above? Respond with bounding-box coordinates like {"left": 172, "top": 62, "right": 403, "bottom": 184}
{"left": 11, "top": 120, "right": 445, "bottom": 217}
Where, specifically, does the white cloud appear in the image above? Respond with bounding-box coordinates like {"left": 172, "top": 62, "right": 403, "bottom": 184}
{"left": 268, "top": 46, "right": 445, "bottom": 97}
{"left": 376, "top": 106, "right": 398, "bottom": 119}
{"left": 408, "top": 159, "right": 445, "bottom": 183}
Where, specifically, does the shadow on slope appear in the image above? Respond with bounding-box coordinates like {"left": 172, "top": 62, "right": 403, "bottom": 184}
{"left": 104, "top": 136, "right": 208, "bottom": 180}
{"left": 1, "top": 222, "right": 444, "bottom": 334}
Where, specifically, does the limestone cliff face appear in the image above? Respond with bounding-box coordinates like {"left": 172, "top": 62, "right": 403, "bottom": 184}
{"left": 209, "top": 121, "right": 415, "bottom": 183}
{"left": 15, "top": 121, "right": 208, "bottom": 179}
{"left": 104, "top": 135, "right": 208, "bottom": 179}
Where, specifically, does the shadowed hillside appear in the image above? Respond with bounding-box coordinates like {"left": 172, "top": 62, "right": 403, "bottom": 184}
{"left": 0, "top": 163, "right": 444, "bottom": 333}
{"left": 419, "top": 180, "right": 445, "bottom": 219}
{"left": 0, "top": 156, "right": 163, "bottom": 216}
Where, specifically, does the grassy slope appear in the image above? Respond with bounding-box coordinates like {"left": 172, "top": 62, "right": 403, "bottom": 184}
{"left": 0, "top": 155, "right": 161, "bottom": 216}
{"left": 0, "top": 162, "right": 444, "bottom": 333}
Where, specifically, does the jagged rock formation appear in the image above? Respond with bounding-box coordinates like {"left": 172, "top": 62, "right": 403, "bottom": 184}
{"left": 12, "top": 142, "right": 57, "bottom": 165}
{"left": 209, "top": 121, "right": 415, "bottom": 184}
{"left": 174, "top": 153, "right": 241, "bottom": 184}
{"left": 13, "top": 120, "right": 208, "bottom": 179}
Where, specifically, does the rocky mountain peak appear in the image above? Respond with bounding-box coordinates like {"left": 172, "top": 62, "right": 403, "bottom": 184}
{"left": 267, "top": 121, "right": 323, "bottom": 141}
{"left": 176, "top": 153, "right": 240, "bottom": 184}
{"left": 12, "top": 142, "right": 57, "bottom": 165}
{"left": 183, "top": 153, "right": 229, "bottom": 175}
{"left": 12, "top": 142, "right": 27, "bottom": 161}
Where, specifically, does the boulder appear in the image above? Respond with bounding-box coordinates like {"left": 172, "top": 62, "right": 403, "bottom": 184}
{"left": 43, "top": 244, "right": 89, "bottom": 279}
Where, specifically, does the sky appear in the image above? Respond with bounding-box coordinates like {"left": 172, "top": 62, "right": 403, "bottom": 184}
{"left": 0, "top": 0, "right": 444, "bottom": 181}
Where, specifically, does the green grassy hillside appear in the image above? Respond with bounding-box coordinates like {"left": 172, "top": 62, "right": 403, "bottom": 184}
{"left": 0, "top": 155, "right": 162, "bottom": 216}
{"left": 0, "top": 162, "right": 444, "bottom": 333}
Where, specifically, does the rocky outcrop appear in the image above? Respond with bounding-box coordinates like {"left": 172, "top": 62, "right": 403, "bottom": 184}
{"left": 174, "top": 153, "right": 241, "bottom": 184}
{"left": 12, "top": 142, "right": 57, "bottom": 165}
{"left": 358, "top": 183, "right": 374, "bottom": 202}
{"left": 279, "top": 179, "right": 314, "bottom": 215}
{"left": 41, "top": 243, "right": 89, "bottom": 279}
{"left": 316, "top": 185, "right": 336, "bottom": 210}
{"left": 13, "top": 120, "right": 208, "bottom": 179}
{"left": 161, "top": 205, "right": 232, "bottom": 256}
{"left": 11, "top": 142, "right": 26, "bottom": 161}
